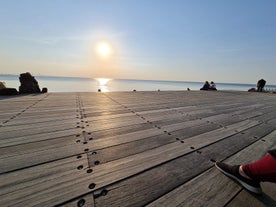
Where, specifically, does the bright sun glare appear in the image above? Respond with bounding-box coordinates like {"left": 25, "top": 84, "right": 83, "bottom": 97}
{"left": 96, "top": 42, "right": 112, "bottom": 58}
{"left": 97, "top": 78, "right": 111, "bottom": 86}
{"left": 96, "top": 78, "right": 111, "bottom": 92}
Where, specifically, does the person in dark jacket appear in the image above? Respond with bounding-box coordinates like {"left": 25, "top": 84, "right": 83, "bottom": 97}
{"left": 215, "top": 149, "right": 276, "bottom": 194}
{"left": 200, "top": 81, "right": 210, "bottom": 90}
{"left": 257, "top": 79, "right": 266, "bottom": 92}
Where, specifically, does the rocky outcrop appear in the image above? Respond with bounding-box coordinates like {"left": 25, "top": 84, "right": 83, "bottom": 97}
{"left": 0, "top": 81, "right": 18, "bottom": 95}
{"left": 19, "top": 72, "right": 41, "bottom": 94}
{"left": 0, "top": 88, "right": 18, "bottom": 95}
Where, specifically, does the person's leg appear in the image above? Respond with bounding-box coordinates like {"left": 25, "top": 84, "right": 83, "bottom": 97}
{"left": 242, "top": 153, "right": 276, "bottom": 182}
{"left": 216, "top": 152, "right": 276, "bottom": 194}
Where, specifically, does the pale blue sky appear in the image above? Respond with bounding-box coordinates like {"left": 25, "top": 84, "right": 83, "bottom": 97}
{"left": 0, "top": 0, "right": 275, "bottom": 84}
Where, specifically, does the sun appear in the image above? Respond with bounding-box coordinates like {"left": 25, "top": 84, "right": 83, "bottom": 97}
{"left": 96, "top": 42, "right": 112, "bottom": 58}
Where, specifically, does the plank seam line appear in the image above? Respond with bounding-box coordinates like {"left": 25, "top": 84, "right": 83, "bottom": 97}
{"left": 103, "top": 93, "right": 159, "bottom": 123}
{"left": 142, "top": 165, "right": 216, "bottom": 207}
{"left": 103, "top": 94, "right": 177, "bottom": 137}
{"left": 0, "top": 151, "right": 88, "bottom": 175}
{"left": 222, "top": 190, "right": 243, "bottom": 207}
{"left": 0, "top": 129, "right": 80, "bottom": 149}
{"left": 0, "top": 93, "right": 50, "bottom": 126}
{"left": 53, "top": 191, "right": 93, "bottom": 207}
{"left": 191, "top": 122, "right": 264, "bottom": 162}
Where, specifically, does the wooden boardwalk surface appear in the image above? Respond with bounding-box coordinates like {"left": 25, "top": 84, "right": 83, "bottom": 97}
{"left": 0, "top": 91, "right": 276, "bottom": 207}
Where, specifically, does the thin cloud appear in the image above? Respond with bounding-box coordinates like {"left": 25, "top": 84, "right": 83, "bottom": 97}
{"left": 215, "top": 48, "right": 244, "bottom": 53}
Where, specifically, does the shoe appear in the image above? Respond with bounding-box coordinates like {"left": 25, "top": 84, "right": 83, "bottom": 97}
{"left": 215, "top": 162, "right": 262, "bottom": 194}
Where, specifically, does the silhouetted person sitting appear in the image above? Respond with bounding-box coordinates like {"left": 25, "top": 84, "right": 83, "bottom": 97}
{"left": 209, "top": 81, "right": 217, "bottom": 91}
{"left": 257, "top": 79, "right": 266, "bottom": 92}
{"left": 200, "top": 81, "right": 210, "bottom": 91}
{"left": 216, "top": 149, "right": 276, "bottom": 194}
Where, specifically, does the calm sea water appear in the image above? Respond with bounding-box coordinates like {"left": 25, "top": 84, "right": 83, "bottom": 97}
{"left": 1, "top": 75, "right": 276, "bottom": 92}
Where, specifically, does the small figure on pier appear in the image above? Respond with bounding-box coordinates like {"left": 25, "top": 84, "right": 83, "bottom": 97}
{"left": 209, "top": 81, "right": 217, "bottom": 91}
{"left": 216, "top": 149, "right": 276, "bottom": 194}
{"left": 257, "top": 79, "right": 266, "bottom": 92}
{"left": 200, "top": 81, "right": 210, "bottom": 91}
{"left": 200, "top": 81, "right": 217, "bottom": 91}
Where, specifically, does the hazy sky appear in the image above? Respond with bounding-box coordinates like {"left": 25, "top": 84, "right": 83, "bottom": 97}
{"left": 0, "top": 0, "right": 275, "bottom": 84}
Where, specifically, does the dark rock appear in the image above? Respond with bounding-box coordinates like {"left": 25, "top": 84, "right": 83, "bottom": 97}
{"left": 0, "top": 88, "right": 19, "bottom": 95}
{"left": 42, "top": 88, "right": 48, "bottom": 93}
{"left": 19, "top": 72, "right": 41, "bottom": 94}
{"left": 0, "top": 81, "right": 6, "bottom": 90}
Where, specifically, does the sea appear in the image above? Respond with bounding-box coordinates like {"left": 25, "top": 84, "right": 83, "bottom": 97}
{"left": 1, "top": 75, "right": 276, "bottom": 93}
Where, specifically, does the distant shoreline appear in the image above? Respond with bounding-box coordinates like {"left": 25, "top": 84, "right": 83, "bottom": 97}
{"left": 1, "top": 74, "right": 275, "bottom": 87}
{"left": 1, "top": 74, "right": 276, "bottom": 92}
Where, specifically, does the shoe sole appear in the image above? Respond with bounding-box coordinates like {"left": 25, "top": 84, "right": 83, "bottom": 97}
{"left": 215, "top": 163, "right": 262, "bottom": 194}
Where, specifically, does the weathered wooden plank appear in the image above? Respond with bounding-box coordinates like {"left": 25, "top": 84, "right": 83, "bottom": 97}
{"left": 194, "top": 123, "right": 274, "bottom": 162}
{"left": 144, "top": 103, "right": 263, "bottom": 129}
{"left": 0, "top": 128, "right": 80, "bottom": 147}
{"left": 202, "top": 108, "right": 263, "bottom": 123}
{"left": 88, "top": 127, "right": 163, "bottom": 150}
{"left": 84, "top": 117, "right": 146, "bottom": 132}
{"left": 94, "top": 151, "right": 210, "bottom": 207}
{"left": 6, "top": 111, "right": 77, "bottom": 123}
{"left": 0, "top": 141, "right": 85, "bottom": 173}
{"left": 3, "top": 114, "right": 77, "bottom": 126}
{"left": 88, "top": 114, "right": 146, "bottom": 126}
{"left": 0, "top": 155, "right": 88, "bottom": 195}
{"left": 252, "top": 110, "right": 276, "bottom": 123}
{"left": 226, "top": 182, "right": 276, "bottom": 207}
{"left": 0, "top": 158, "right": 96, "bottom": 207}
{"left": 0, "top": 123, "right": 77, "bottom": 139}
{"left": 84, "top": 111, "right": 134, "bottom": 122}
{"left": 147, "top": 166, "right": 239, "bottom": 207}
{"left": 14, "top": 108, "right": 76, "bottom": 116}
{"left": 158, "top": 105, "right": 261, "bottom": 134}
{"left": 91, "top": 123, "right": 155, "bottom": 139}
{"left": 85, "top": 109, "right": 130, "bottom": 118}
{"left": 0, "top": 120, "right": 76, "bottom": 133}
{"left": 0, "top": 135, "right": 83, "bottom": 158}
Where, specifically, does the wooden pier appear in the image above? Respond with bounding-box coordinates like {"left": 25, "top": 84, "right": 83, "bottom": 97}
{"left": 0, "top": 91, "right": 276, "bottom": 207}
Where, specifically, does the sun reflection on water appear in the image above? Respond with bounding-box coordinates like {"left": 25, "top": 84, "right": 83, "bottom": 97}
{"left": 96, "top": 78, "right": 111, "bottom": 92}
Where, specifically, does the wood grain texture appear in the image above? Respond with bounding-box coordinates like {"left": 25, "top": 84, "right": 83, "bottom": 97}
{"left": 146, "top": 130, "right": 276, "bottom": 207}
{"left": 0, "top": 91, "right": 275, "bottom": 207}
